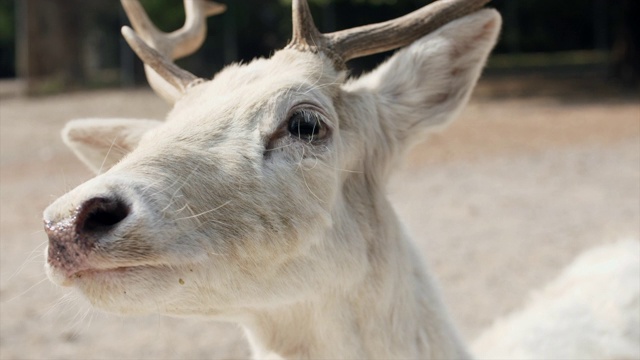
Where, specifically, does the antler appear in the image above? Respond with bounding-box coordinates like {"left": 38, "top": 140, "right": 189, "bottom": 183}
{"left": 121, "top": 0, "right": 226, "bottom": 103}
{"left": 286, "top": 0, "right": 491, "bottom": 67}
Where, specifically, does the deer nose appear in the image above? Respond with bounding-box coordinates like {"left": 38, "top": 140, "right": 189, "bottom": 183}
{"left": 75, "top": 197, "right": 130, "bottom": 235}
{"left": 45, "top": 196, "right": 130, "bottom": 275}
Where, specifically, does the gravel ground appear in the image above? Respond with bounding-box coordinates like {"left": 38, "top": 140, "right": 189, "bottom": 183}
{"left": 0, "top": 81, "right": 638, "bottom": 359}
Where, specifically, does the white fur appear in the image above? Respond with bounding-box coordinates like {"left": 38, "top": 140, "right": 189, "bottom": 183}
{"left": 473, "top": 239, "right": 640, "bottom": 360}
{"left": 42, "top": 9, "right": 608, "bottom": 359}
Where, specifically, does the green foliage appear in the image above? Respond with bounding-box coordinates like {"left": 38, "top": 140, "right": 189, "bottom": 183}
{"left": 0, "top": 2, "right": 13, "bottom": 41}
{"left": 139, "top": 0, "right": 187, "bottom": 32}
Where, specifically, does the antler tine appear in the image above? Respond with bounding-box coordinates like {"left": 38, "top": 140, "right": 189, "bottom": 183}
{"left": 120, "top": 0, "right": 162, "bottom": 44}
{"left": 120, "top": 0, "right": 226, "bottom": 103}
{"left": 170, "top": 0, "right": 226, "bottom": 59}
{"left": 121, "top": 26, "right": 200, "bottom": 93}
{"left": 288, "top": 0, "right": 325, "bottom": 52}
{"left": 327, "top": 0, "right": 491, "bottom": 61}
{"left": 287, "top": 0, "right": 491, "bottom": 66}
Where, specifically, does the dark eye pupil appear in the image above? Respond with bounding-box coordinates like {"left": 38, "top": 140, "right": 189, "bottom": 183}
{"left": 288, "top": 111, "right": 322, "bottom": 139}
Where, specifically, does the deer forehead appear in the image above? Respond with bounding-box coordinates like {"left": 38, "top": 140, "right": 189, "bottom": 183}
{"left": 165, "top": 50, "right": 344, "bottom": 135}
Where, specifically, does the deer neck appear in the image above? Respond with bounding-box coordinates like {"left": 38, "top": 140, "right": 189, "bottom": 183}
{"left": 241, "top": 180, "right": 471, "bottom": 359}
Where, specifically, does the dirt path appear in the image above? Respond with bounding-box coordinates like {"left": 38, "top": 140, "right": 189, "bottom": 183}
{"left": 0, "top": 83, "right": 638, "bottom": 359}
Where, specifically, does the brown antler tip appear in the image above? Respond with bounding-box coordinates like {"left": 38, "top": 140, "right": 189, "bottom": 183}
{"left": 203, "top": 1, "right": 226, "bottom": 17}
{"left": 121, "top": 26, "right": 200, "bottom": 93}
{"left": 287, "top": 0, "right": 324, "bottom": 51}
{"left": 120, "top": 25, "right": 135, "bottom": 42}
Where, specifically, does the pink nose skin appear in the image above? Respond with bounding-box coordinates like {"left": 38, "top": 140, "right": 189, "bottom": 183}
{"left": 45, "top": 197, "right": 130, "bottom": 276}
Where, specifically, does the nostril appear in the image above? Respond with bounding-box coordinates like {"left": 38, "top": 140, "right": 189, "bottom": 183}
{"left": 77, "top": 197, "right": 130, "bottom": 234}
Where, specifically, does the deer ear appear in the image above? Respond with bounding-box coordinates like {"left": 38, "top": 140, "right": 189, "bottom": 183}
{"left": 62, "top": 118, "right": 162, "bottom": 174}
{"left": 360, "top": 9, "right": 501, "bottom": 147}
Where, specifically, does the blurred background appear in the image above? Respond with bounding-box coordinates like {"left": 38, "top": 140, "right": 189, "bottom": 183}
{"left": 0, "top": 0, "right": 639, "bottom": 94}
{"left": 0, "top": 1, "right": 638, "bottom": 359}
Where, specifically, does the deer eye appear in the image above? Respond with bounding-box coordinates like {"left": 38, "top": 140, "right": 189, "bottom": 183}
{"left": 287, "top": 110, "right": 328, "bottom": 141}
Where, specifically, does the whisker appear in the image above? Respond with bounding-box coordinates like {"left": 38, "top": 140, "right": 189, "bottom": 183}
{"left": 42, "top": 292, "right": 79, "bottom": 319}
{"left": 5, "top": 240, "right": 48, "bottom": 283}
{"left": 97, "top": 136, "right": 119, "bottom": 175}
{"left": 160, "top": 165, "right": 201, "bottom": 212}
{"left": 30, "top": 229, "right": 46, "bottom": 236}
{"left": 317, "top": 161, "right": 364, "bottom": 174}
{"left": 175, "top": 200, "right": 232, "bottom": 221}
{"left": 297, "top": 148, "right": 324, "bottom": 204}
{"left": 265, "top": 141, "right": 298, "bottom": 152}
{"left": 172, "top": 202, "right": 190, "bottom": 214}
{"left": 300, "top": 80, "right": 343, "bottom": 95}
{"left": 69, "top": 306, "right": 92, "bottom": 338}
{"left": 139, "top": 177, "right": 167, "bottom": 196}
{"left": 2, "top": 277, "right": 49, "bottom": 304}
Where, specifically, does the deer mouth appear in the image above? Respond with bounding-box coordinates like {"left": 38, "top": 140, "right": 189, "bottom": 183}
{"left": 74, "top": 265, "right": 137, "bottom": 278}
{"left": 46, "top": 261, "right": 156, "bottom": 287}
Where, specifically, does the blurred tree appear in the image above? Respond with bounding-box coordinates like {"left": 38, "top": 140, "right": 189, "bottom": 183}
{"left": 17, "top": 0, "right": 85, "bottom": 91}
{"left": 492, "top": 0, "right": 597, "bottom": 53}
{"left": 610, "top": 0, "right": 639, "bottom": 86}
{"left": 2, "top": 0, "right": 638, "bottom": 88}
{"left": 0, "top": 0, "right": 15, "bottom": 78}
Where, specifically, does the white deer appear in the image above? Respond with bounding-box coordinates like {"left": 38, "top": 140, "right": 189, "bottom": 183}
{"left": 42, "top": 0, "right": 639, "bottom": 359}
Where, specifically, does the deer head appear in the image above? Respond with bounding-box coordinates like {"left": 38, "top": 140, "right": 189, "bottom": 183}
{"left": 44, "top": 0, "right": 500, "bottom": 353}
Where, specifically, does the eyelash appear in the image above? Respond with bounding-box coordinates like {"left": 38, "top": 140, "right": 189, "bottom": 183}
{"left": 263, "top": 105, "right": 332, "bottom": 156}
{"left": 286, "top": 109, "right": 328, "bottom": 142}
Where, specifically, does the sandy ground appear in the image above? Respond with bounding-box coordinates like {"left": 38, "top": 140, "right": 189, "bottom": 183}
{"left": 0, "top": 76, "right": 638, "bottom": 359}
